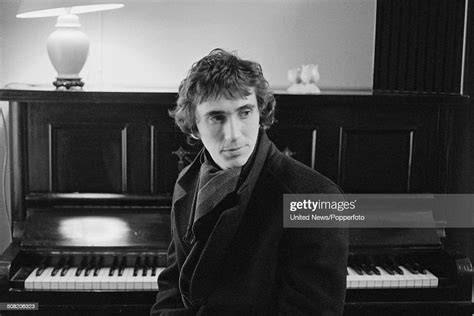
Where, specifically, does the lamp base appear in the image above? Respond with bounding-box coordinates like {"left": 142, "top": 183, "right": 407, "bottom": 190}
{"left": 53, "top": 78, "right": 84, "bottom": 91}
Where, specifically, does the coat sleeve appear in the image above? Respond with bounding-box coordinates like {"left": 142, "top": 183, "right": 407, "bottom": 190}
{"left": 150, "top": 232, "right": 194, "bottom": 316}
{"left": 276, "top": 226, "right": 348, "bottom": 316}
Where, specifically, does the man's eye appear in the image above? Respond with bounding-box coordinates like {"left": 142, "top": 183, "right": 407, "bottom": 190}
{"left": 240, "top": 109, "right": 252, "bottom": 118}
{"left": 209, "top": 115, "right": 225, "bottom": 123}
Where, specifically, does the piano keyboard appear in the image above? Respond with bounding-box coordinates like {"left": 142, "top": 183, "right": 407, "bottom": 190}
{"left": 22, "top": 255, "right": 165, "bottom": 292}
{"left": 24, "top": 266, "right": 164, "bottom": 291}
{"left": 346, "top": 254, "right": 439, "bottom": 289}
{"left": 20, "top": 254, "right": 441, "bottom": 292}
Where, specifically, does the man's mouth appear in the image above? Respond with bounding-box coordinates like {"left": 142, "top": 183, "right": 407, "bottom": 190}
{"left": 223, "top": 145, "right": 246, "bottom": 153}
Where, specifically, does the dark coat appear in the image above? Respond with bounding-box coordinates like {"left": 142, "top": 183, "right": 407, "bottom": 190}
{"left": 151, "top": 132, "right": 348, "bottom": 316}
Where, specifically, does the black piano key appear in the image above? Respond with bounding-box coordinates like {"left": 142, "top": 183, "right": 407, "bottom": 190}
{"left": 365, "top": 256, "right": 380, "bottom": 275}
{"left": 359, "top": 255, "right": 374, "bottom": 275}
{"left": 61, "top": 256, "right": 74, "bottom": 276}
{"left": 51, "top": 257, "right": 66, "bottom": 276}
{"left": 381, "top": 263, "right": 395, "bottom": 275}
{"left": 350, "top": 256, "right": 364, "bottom": 275}
{"left": 408, "top": 255, "right": 427, "bottom": 274}
{"left": 94, "top": 256, "right": 104, "bottom": 277}
{"left": 143, "top": 256, "right": 150, "bottom": 277}
{"left": 372, "top": 266, "right": 381, "bottom": 275}
{"left": 109, "top": 256, "right": 119, "bottom": 276}
{"left": 385, "top": 255, "right": 404, "bottom": 275}
{"left": 36, "top": 256, "right": 51, "bottom": 276}
{"left": 350, "top": 264, "right": 364, "bottom": 275}
{"left": 133, "top": 256, "right": 142, "bottom": 277}
{"left": 85, "top": 256, "right": 96, "bottom": 277}
{"left": 375, "top": 254, "right": 396, "bottom": 275}
{"left": 118, "top": 256, "right": 127, "bottom": 277}
{"left": 398, "top": 255, "right": 419, "bottom": 274}
{"left": 151, "top": 256, "right": 158, "bottom": 276}
{"left": 76, "top": 256, "right": 88, "bottom": 276}
{"left": 403, "top": 263, "right": 419, "bottom": 274}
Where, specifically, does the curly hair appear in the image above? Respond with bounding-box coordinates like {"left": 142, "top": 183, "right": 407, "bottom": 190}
{"left": 170, "top": 49, "right": 276, "bottom": 140}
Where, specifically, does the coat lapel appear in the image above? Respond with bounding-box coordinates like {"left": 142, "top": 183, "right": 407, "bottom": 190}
{"left": 172, "top": 148, "right": 203, "bottom": 256}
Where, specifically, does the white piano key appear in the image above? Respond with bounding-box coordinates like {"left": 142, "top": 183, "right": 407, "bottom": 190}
{"left": 154, "top": 268, "right": 164, "bottom": 290}
{"left": 346, "top": 268, "right": 353, "bottom": 289}
{"left": 412, "top": 271, "right": 424, "bottom": 288}
{"left": 368, "top": 272, "right": 380, "bottom": 288}
{"left": 32, "top": 270, "right": 43, "bottom": 290}
{"left": 108, "top": 268, "right": 120, "bottom": 291}
{"left": 66, "top": 268, "right": 79, "bottom": 291}
{"left": 116, "top": 268, "right": 130, "bottom": 291}
{"left": 33, "top": 268, "right": 50, "bottom": 290}
{"left": 57, "top": 268, "right": 76, "bottom": 291}
{"left": 360, "top": 270, "right": 376, "bottom": 288}
{"left": 40, "top": 267, "right": 55, "bottom": 290}
{"left": 398, "top": 266, "right": 418, "bottom": 288}
{"left": 134, "top": 268, "right": 145, "bottom": 290}
{"left": 144, "top": 267, "right": 161, "bottom": 291}
{"left": 82, "top": 270, "right": 95, "bottom": 291}
{"left": 392, "top": 268, "right": 408, "bottom": 288}
{"left": 74, "top": 269, "right": 86, "bottom": 291}
{"left": 377, "top": 267, "right": 399, "bottom": 288}
{"left": 382, "top": 266, "right": 407, "bottom": 288}
{"left": 347, "top": 267, "right": 365, "bottom": 289}
{"left": 417, "top": 271, "right": 431, "bottom": 288}
{"left": 49, "top": 269, "right": 62, "bottom": 291}
{"left": 403, "top": 267, "right": 423, "bottom": 287}
{"left": 126, "top": 268, "right": 137, "bottom": 291}
{"left": 120, "top": 267, "right": 133, "bottom": 291}
{"left": 98, "top": 267, "right": 111, "bottom": 291}
{"left": 24, "top": 268, "right": 39, "bottom": 290}
{"left": 90, "top": 268, "right": 103, "bottom": 290}
{"left": 425, "top": 269, "right": 439, "bottom": 287}
{"left": 369, "top": 267, "right": 384, "bottom": 288}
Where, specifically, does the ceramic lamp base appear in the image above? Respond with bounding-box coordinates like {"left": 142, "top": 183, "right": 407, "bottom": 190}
{"left": 53, "top": 78, "right": 85, "bottom": 90}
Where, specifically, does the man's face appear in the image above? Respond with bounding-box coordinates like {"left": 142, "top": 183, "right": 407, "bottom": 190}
{"left": 195, "top": 91, "right": 260, "bottom": 169}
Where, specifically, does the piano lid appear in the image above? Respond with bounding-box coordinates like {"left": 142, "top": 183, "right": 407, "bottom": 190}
{"left": 21, "top": 208, "right": 170, "bottom": 251}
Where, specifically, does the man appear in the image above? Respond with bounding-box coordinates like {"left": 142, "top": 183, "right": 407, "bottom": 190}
{"left": 151, "top": 49, "right": 348, "bottom": 315}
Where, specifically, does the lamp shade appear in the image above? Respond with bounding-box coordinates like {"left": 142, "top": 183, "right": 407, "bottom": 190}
{"left": 17, "top": 0, "right": 124, "bottom": 18}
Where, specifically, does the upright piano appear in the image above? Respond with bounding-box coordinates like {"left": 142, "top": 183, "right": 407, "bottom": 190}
{"left": 0, "top": 89, "right": 472, "bottom": 315}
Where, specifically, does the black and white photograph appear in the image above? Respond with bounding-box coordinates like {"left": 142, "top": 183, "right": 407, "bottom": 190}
{"left": 0, "top": 0, "right": 473, "bottom": 315}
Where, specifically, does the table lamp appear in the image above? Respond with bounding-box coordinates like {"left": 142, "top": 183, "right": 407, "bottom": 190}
{"left": 17, "top": 0, "right": 124, "bottom": 90}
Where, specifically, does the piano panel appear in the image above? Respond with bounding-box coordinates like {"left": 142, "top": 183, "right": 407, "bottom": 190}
{"left": 51, "top": 123, "right": 126, "bottom": 193}
{"left": 267, "top": 126, "right": 317, "bottom": 168}
{"left": 152, "top": 126, "right": 200, "bottom": 193}
{"left": 338, "top": 128, "right": 414, "bottom": 193}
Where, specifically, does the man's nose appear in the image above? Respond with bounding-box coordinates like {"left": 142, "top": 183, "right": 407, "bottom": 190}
{"left": 223, "top": 116, "right": 242, "bottom": 140}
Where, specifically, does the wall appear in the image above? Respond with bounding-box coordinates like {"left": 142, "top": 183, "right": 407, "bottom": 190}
{"left": 0, "top": 0, "right": 376, "bottom": 253}
{"left": 0, "top": 0, "right": 376, "bottom": 90}
{"left": 0, "top": 0, "right": 12, "bottom": 254}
